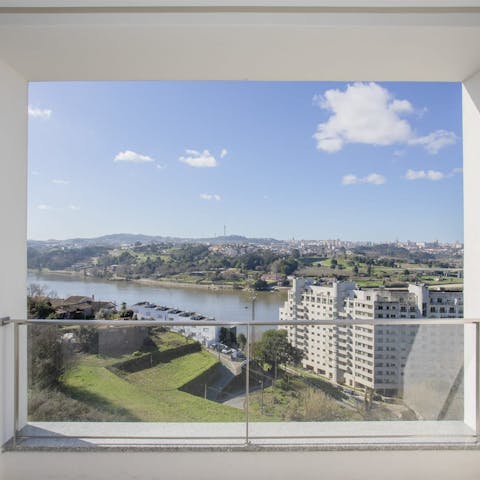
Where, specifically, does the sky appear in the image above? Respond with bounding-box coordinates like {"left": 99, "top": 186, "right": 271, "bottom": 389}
{"left": 28, "top": 81, "right": 463, "bottom": 242}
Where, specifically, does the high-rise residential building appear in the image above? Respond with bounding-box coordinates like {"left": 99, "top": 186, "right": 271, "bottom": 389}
{"left": 280, "top": 278, "right": 463, "bottom": 396}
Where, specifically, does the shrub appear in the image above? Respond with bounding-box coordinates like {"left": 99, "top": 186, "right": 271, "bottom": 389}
{"left": 29, "top": 325, "right": 74, "bottom": 390}
{"left": 28, "top": 388, "right": 127, "bottom": 422}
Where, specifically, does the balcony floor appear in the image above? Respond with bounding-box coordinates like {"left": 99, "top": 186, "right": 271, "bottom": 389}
{"left": 6, "top": 421, "right": 478, "bottom": 451}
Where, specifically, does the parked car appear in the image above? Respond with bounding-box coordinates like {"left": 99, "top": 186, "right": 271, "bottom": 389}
{"left": 231, "top": 351, "right": 246, "bottom": 361}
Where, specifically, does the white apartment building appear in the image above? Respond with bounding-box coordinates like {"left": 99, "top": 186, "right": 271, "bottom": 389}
{"left": 280, "top": 278, "right": 464, "bottom": 396}
{"left": 131, "top": 303, "right": 220, "bottom": 347}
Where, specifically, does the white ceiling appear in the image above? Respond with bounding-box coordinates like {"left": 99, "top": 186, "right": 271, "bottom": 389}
{"left": 0, "top": 3, "right": 480, "bottom": 81}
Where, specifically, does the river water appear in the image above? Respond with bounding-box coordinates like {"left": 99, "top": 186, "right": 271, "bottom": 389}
{"left": 27, "top": 272, "right": 286, "bottom": 327}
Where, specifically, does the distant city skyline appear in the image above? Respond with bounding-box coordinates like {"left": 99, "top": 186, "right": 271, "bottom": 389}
{"left": 28, "top": 81, "right": 463, "bottom": 242}
{"left": 28, "top": 232, "right": 462, "bottom": 246}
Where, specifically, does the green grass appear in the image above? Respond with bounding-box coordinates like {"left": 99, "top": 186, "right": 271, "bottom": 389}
{"left": 355, "top": 280, "right": 382, "bottom": 287}
{"left": 126, "top": 352, "right": 246, "bottom": 421}
{"left": 62, "top": 350, "right": 246, "bottom": 422}
{"left": 420, "top": 276, "right": 463, "bottom": 285}
{"left": 248, "top": 376, "right": 361, "bottom": 422}
{"left": 63, "top": 361, "right": 161, "bottom": 421}
{"left": 150, "top": 330, "right": 190, "bottom": 350}
{"left": 127, "top": 350, "right": 217, "bottom": 392}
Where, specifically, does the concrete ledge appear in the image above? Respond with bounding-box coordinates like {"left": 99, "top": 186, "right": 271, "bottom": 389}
{"left": 4, "top": 420, "right": 477, "bottom": 451}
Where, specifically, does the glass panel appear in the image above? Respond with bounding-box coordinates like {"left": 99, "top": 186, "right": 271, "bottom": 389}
{"left": 27, "top": 323, "right": 247, "bottom": 427}
{"left": 248, "top": 322, "right": 464, "bottom": 426}
{"left": 21, "top": 317, "right": 473, "bottom": 447}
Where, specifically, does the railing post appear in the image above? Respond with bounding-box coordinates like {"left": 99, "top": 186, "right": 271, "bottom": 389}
{"left": 245, "top": 322, "right": 250, "bottom": 446}
{"left": 13, "top": 321, "right": 19, "bottom": 448}
{"left": 476, "top": 322, "right": 480, "bottom": 440}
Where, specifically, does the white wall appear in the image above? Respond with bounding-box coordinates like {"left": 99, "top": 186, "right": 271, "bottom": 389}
{"left": 2, "top": 9, "right": 480, "bottom": 82}
{"left": 0, "top": 60, "right": 27, "bottom": 450}
{"left": 1, "top": 5, "right": 480, "bottom": 480}
{"left": 463, "top": 70, "right": 480, "bottom": 430}
{"left": 2, "top": 450, "right": 480, "bottom": 480}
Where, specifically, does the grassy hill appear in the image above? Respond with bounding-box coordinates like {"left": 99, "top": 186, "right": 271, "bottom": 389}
{"left": 62, "top": 350, "right": 246, "bottom": 422}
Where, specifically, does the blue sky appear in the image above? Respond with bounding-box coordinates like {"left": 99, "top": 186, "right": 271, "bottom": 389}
{"left": 28, "top": 81, "right": 463, "bottom": 242}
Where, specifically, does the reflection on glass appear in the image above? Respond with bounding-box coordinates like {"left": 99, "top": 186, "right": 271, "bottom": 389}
{"left": 248, "top": 323, "right": 463, "bottom": 422}
{"left": 27, "top": 323, "right": 246, "bottom": 423}
{"left": 26, "top": 320, "right": 464, "bottom": 426}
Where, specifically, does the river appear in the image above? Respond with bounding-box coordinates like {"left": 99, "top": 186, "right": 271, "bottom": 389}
{"left": 27, "top": 272, "right": 287, "bottom": 329}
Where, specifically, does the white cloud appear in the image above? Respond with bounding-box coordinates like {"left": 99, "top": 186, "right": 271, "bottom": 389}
{"left": 405, "top": 169, "right": 426, "bottom": 180}
{"left": 52, "top": 179, "right": 70, "bottom": 185}
{"left": 313, "top": 82, "right": 456, "bottom": 155}
{"left": 427, "top": 170, "right": 444, "bottom": 181}
{"left": 314, "top": 83, "right": 413, "bottom": 153}
{"left": 200, "top": 193, "right": 221, "bottom": 201}
{"left": 342, "top": 173, "right": 386, "bottom": 185}
{"left": 156, "top": 163, "right": 166, "bottom": 170}
{"left": 220, "top": 148, "right": 228, "bottom": 159}
{"left": 179, "top": 150, "right": 218, "bottom": 168}
{"left": 390, "top": 99, "right": 414, "bottom": 114}
{"left": 408, "top": 130, "right": 458, "bottom": 154}
{"left": 405, "top": 169, "right": 445, "bottom": 181}
{"left": 31, "top": 170, "right": 40, "bottom": 176}
{"left": 114, "top": 150, "right": 154, "bottom": 163}
{"left": 37, "top": 204, "right": 52, "bottom": 210}
{"left": 28, "top": 105, "right": 52, "bottom": 119}
{"left": 341, "top": 174, "right": 359, "bottom": 185}
{"left": 67, "top": 204, "right": 80, "bottom": 211}
{"left": 364, "top": 173, "right": 387, "bottom": 185}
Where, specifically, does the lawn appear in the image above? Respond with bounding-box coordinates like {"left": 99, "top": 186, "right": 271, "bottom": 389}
{"left": 127, "top": 350, "right": 218, "bottom": 392}
{"left": 420, "top": 276, "right": 463, "bottom": 285}
{"left": 150, "top": 330, "right": 191, "bottom": 350}
{"left": 62, "top": 350, "right": 246, "bottom": 422}
{"left": 355, "top": 280, "right": 382, "bottom": 287}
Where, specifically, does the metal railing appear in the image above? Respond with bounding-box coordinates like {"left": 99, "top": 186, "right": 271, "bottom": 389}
{"left": 1, "top": 316, "right": 479, "bottom": 449}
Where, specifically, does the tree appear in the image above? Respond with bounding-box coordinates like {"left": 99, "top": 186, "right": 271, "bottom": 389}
{"left": 367, "top": 263, "right": 373, "bottom": 276}
{"left": 219, "top": 327, "right": 237, "bottom": 347}
{"left": 353, "top": 265, "right": 359, "bottom": 275}
{"left": 237, "top": 333, "right": 247, "bottom": 351}
{"left": 118, "top": 301, "right": 133, "bottom": 318}
{"left": 29, "top": 325, "right": 60, "bottom": 389}
{"left": 330, "top": 258, "right": 338, "bottom": 269}
{"left": 77, "top": 327, "right": 99, "bottom": 354}
{"left": 119, "top": 308, "right": 134, "bottom": 318}
{"left": 253, "top": 329, "right": 303, "bottom": 378}
{"left": 278, "top": 257, "right": 298, "bottom": 275}
{"left": 27, "top": 283, "right": 57, "bottom": 319}
{"left": 252, "top": 279, "right": 269, "bottom": 291}
{"left": 29, "top": 325, "right": 75, "bottom": 389}
{"left": 28, "top": 297, "right": 56, "bottom": 319}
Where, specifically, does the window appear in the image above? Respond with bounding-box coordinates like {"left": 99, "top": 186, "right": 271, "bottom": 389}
{"left": 1, "top": 11, "right": 478, "bottom": 480}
